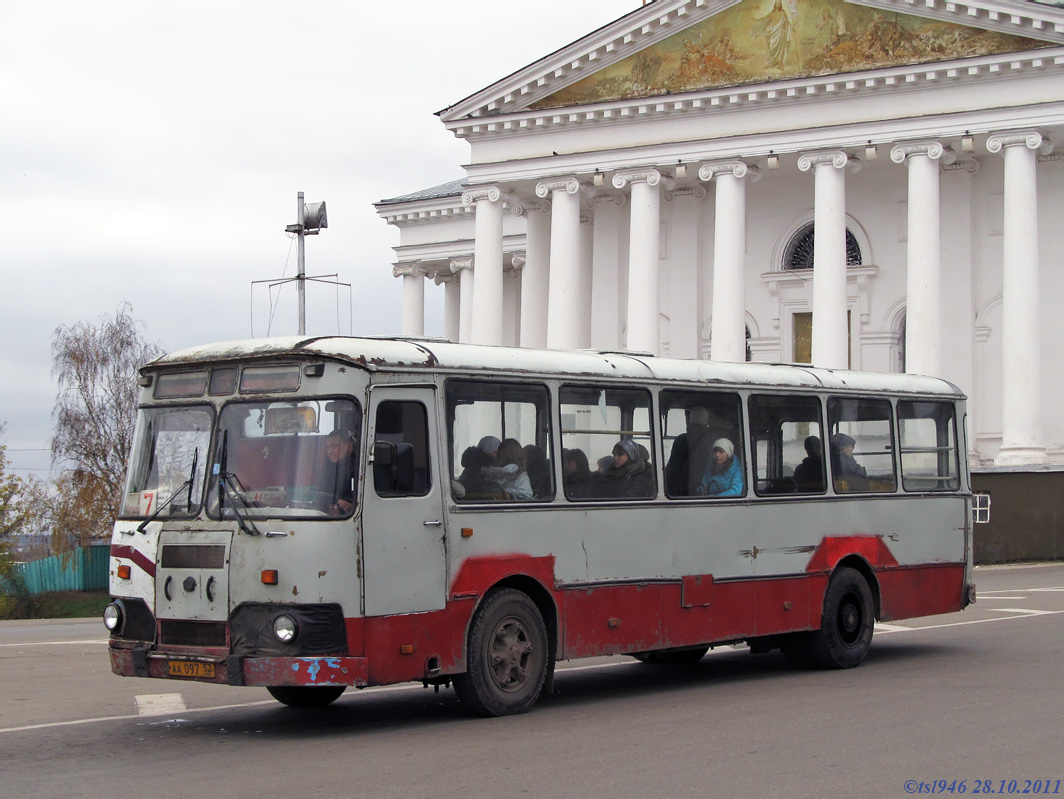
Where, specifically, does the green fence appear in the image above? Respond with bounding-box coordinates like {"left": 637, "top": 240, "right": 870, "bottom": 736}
{"left": 12, "top": 545, "right": 110, "bottom": 595}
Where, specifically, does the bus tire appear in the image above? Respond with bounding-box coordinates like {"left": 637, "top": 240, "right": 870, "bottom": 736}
{"left": 809, "top": 567, "right": 874, "bottom": 669}
{"left": 267, "top": 685, "right": 346, "bottom": 708}
{"left": 454, "top": 588, "right": 549, "bottom": 717}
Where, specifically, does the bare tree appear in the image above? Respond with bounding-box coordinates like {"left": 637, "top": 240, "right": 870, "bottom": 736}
{"left": 0, "top": 426, "right": 28, "bottom": 574}
{"left": 50, "top": 304, "right": 164, "bottom": 545}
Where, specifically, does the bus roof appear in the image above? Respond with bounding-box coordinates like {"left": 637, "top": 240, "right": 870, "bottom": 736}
{"left": 151, "top": 336, "right": 964, "bottom": 398}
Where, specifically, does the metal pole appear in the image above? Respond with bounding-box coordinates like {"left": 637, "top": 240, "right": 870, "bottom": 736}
{"left": 297, "top": 191, "right": 306, "bottom": 335}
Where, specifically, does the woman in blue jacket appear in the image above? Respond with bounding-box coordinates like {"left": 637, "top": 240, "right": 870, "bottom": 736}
{"left": 698, "top": 438, "right": 744, "bottom": 497}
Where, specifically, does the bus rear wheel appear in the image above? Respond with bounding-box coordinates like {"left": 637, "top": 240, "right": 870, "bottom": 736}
{"left": 267, "top": 685, "right": 346, "bottom": 708}
{"left": 808, "top": 567, "right": 874, "bottom": 669}
{"left": 454, "top": 588, "right": 549, "bottom": 717}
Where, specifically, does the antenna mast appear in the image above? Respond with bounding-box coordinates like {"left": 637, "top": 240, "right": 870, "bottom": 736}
{"left": 252, "top": 191, "right": 351, "bottom": 337}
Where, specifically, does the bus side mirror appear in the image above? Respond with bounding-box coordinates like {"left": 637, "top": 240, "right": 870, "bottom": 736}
{"left": 373, "top": 441, "right": 398, "bottom": 493}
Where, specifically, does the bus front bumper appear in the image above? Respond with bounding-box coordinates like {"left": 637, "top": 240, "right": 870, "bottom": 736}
{"left": 110, "top": 646, "right": 369, "bottom": 687}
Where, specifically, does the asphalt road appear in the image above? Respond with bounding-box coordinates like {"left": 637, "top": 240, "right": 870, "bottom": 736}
{"left": 2, "top": 563, "right": 1062, "bottom": 799}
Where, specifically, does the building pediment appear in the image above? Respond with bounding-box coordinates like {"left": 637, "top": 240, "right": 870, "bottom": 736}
{"left": 439, "top": 0, "right": 1062, "bottom": 133}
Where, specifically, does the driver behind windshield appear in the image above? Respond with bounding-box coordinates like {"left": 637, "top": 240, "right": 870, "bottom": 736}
{"left": 322, "top": 429, "right": 357, "bottom": 515}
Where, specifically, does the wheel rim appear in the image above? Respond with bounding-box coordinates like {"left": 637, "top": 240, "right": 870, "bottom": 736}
{"left": 487, "top": 615, "right": 536, "bottom": 693}
{"left": 837, "top": 590, "right": 864, "bottom": 645}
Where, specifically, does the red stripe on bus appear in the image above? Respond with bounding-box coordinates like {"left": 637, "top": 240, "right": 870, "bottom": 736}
{"left": 109, "top": 544, "right": 157, "bottom": 578}
{"left": 344, "top": 549, "right": 965, "bottom": 682}
{"left": 805, "top": 535, "right": 900, "bottom": 573}
{"left": 876, "top": 563, "right": 966, "bottom": 621}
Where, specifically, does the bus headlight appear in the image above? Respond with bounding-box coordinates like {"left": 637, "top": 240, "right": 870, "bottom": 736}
{"left": 103, "top": 601, "right": 124, "bottom": 633}
{"left": 273, "top": 614, "right": 298, "bottom": 643}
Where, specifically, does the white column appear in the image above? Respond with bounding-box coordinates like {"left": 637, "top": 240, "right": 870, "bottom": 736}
{"left": 393, "top": 263, "right": 427, "bottom": 336}
{"left": 614, "top": 168, "right": 668, "bottom": 354}
{"left": 579, "top": 210, "right": 594, "bottom": 348}
{"left": 512, "top": 198, "right": 551, "bottom": 349}
{"left": 503, "top": 257, "right": 522, "bottom": 347}
{"left": 699, "top": 161, "right": 759, "bottom": 363}
{"left": 662, "top": 184, "right": 705, "bottom": 359}
{"left": 462, "top": 186, "right": 505, "bottom": 346}
{"left": 891, "top": 141, "right": 955, "bottom": 377}
{"left": 987, "top": 131, "right": 1053, "bottom": 466}
{"left": 798, "top": 151, "right": 857, "bottom": 370}
{"left": 450, "top": 257, "right": 474, "bottom": 344}
{"left": 590, "top": 194, "right": 627, "bottom": 350}
{"left": 435, "top": 272, "right": 461, "bottom": 343}
{"left": 538, "top": 176, "right": 585, "bottom": 350}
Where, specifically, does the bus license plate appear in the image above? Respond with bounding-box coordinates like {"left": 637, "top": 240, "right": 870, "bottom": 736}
{"left": 167, "top": 660, "right": 215, "bottom": 679}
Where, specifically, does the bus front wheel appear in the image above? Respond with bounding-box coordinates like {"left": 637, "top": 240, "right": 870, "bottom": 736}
{"left": 267, "top": 685, "right": 346, "bottom": 708}
{"left": 454, "top": 588, "right": 549, "bottom": 717}
{"left": 808, "top": 567, "right": 874, "bottom": 669}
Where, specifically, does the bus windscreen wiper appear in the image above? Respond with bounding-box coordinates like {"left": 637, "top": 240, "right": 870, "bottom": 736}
{"left": 215, "top": 430, "right": 261, "bottom": 536}
{"left": 136, "top": 448, "right": 199, "bottom": 534}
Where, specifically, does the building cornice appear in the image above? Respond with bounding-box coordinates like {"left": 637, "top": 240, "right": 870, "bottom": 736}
{"left": 437, "top": 0, "right": 736, "bottom": 123}
{"left": 460, "top": 102, "right": 1064, "bottom": 184}
{"left": 853, "top": 0, "right": 1064, "bottom": 43}
{"left": 445, "top": 48, "right": 1064, "bottom": 141}
{"left": 439, "top": 0, "right": 1062, "bottom": 128}
{"left": 376, "top": 195, "right": 473, "bottom": 227}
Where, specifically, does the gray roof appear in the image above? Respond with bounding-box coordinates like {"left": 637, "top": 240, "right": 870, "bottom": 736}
{"left": 376, "top": 178, "right": 468, "bottom": 206}
{"left": 152, "top": 335, "right": 964, "bottom": 397}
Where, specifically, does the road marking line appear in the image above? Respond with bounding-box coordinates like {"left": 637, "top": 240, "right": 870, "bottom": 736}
{"left": 986, "top": 607, "right": 1059, "bottom": 616}
{"left": 874, "top": 623, "right": 912, "bottom": 633}
{"left": 136, "top": 694, "right": 187, "bottom": 716}
{"left": 875, "top": 608, "right": 1064, "bottom": 634}
{"left": 4, "top": 592, "right": 1062, "bottom": 734}
{"left": 977, "top": 596, "right": 1028, "bottom": 600}
{"left": 0, "top": 640, "right": 107, "bottom": 648}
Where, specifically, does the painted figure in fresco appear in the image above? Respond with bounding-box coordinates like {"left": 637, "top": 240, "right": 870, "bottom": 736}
{"left": 759, "top": 0, "right": 795, "bottom": 70}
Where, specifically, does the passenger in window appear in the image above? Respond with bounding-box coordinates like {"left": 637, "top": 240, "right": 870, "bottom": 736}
{"left": 562, "top": 448, "right": 594, "bottom": 499}
{"left": 698, "top": 438, "right": 744, "bottom": 498}
{"left": 322, "top": 430, "right": 357, "bottom": 515}
{"left": 793, "top": 435, "right": 824, "bottom": 491}
{"left": 523, "top": 444, "right": 551, "bottom": 498}
{"left": 482, "top": 438, "right": 533, "bottom": 500}
{"left": 457, "top": 446, "right": 494, "bottom": 495}
{"left": 665, "top": 406, "right": 714, "bottom": 497}
{"left": 830, "top": 433, "right": 868, "bottom": 490}
{"left": 599, "top": 439, "right": 654, "bottom": 499}
{"left": 477, "top": 435, "right": 501, "bottom": 459}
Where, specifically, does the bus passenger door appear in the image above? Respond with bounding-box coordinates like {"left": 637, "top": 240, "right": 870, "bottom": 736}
{"left": 361, "top": 387, "right": 447, "bottom": 616}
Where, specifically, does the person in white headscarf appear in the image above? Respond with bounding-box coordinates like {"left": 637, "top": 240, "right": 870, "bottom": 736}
{"left": 698, "top": 438, "right": 744, "bottom": 497}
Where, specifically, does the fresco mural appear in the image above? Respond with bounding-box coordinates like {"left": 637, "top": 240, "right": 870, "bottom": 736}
{"left": 530, "top": 0, "right": 1051, "bottom": 109}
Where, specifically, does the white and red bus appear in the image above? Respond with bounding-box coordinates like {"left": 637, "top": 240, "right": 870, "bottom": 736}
{"left": 106, "top": 336, "right": 977, "bottom": 715}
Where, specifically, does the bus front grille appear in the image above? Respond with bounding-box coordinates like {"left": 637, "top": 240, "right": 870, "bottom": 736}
{"left": 159, "top": 620, "right": 228, "bottom": 648}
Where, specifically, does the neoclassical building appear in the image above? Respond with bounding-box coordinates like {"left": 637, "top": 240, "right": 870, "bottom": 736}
{"left": 376, "top": 0, "right": 1064, "bottom": 557}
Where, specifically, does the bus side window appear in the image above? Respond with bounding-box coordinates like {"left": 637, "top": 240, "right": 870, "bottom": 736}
{"left": 748, "top": 394, "right": 825, "bottom": 496}
{"left": 827, "top": 397, "right": 897, "bottom": 493}
{"left": 659, "top": 390, "right": 743, "bottom": 499}
{"left": 559, "top": 385, "right": 655, "bottom": 501}
{"left": 373, "top": 401, "right": 430, "bottom": 497}
{"left": 445, "top": 380, "right": 554, "bottom": 502}
{"left": 898, "top": 400, "right": 960, "bottom": 491}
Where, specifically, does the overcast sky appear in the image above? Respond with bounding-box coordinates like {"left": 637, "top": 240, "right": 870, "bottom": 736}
{"left": 0, "top": 1, "right": 631, "bottom": 478}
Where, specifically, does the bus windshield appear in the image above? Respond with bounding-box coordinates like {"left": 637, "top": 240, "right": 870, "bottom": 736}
{"left": 122, "top": 407, "right": 212, "bottom": 518}
{"left": 206, "top": 398, "right": 361, "bottom": 520}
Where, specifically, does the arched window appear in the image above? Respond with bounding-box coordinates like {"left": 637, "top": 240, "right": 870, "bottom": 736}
{"left": 783, "top": 222, "right": 862, "bottom": 270}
